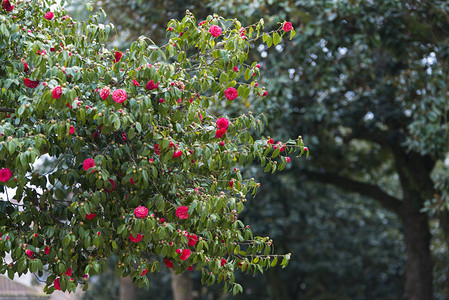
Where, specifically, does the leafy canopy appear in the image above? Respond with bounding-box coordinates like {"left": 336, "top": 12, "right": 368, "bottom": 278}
{"left": 0, "top": 0, "right": 305, "bottom": 294}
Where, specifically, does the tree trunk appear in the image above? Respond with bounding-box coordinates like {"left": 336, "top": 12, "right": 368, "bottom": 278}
{"left": 401, "top": 203, "right": 433, "bottom": 300}
{"left": 171, "top": 271, "right": 193, "bottom": 300}
{"left": 120, "top": 276, "right": 136, "bottom": 300}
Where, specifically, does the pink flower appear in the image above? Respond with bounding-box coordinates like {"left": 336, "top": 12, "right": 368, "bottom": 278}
{"left": 304, "top": 147, "right": 308, "bottom": 152}
{"left": 209, "top": 25, "right": 222, "bottom": 37}
{"left": 134, "top": 206, "right": 148, "bottom": 218}
{"left": 114, "top": 51, "right": 123, "bottom": 63}
{"left": 82, "top": 158, "right": 95, "bottom": 173}
{"left": 26, "top": 249, "right": 33, "bottom": 258}
{"left": 0, "top": 168, "right": 12, "bottom": 182}
{"left": 286, "top": 157, "right": 291, "bottom": 162}
{"left": 99, "top": 87, "right": 110, "bottom": 100}
{"left": 159, "top": 98, "right": 165, "bottom": 104}
{"left": 2, "top": 0, "right": 13, "bottom": 12}
{"left": 54, "top": 278, "right": 61, "bottom": 290}
{"left": 146, "top": 80, "right": 159, "bottom": 90}
{"left": 175, "top": 206, "right": 189, "bottom": 219}
{"left": 215, "top": 128, "right": 227, "bottom": 138}
{"left": 176, "top": 249, "right": 182, "bottom": 254}
{"left": 224, "top": 87, "right": 238, "bottom": 101}
{"left": 283, "top": 22, "right": 293, "bottom": 32}
{"left": 24, "top": 78, "right": 39, "bottom": 88}
{"left": 129, "top": 233, "right": 142, "bottom": 243}
{"left": 112, "top": 89, "right": 127, "bottom": 103}
{"left": 216, "top": 117, "right": 229, "bottom": 130}
{"left": 44, "top": 246, "right": 50, "bottom": 255}
{"left": 52, "top": 86, "right": 62, "bottom": 99}
{"left": 132, "top": 79, "right": 140, "bottom": 87}
{"left": 140, "top": 268, "right": 149, "bottom": 276}
{"left": 154, "top": 144, "right": 161, "bottom": 155}
{"left": 64, "top": 267, "right": 72, "bottom": 277}
{"left": 86, "top": 213, "right": 96, "bottom": 220}
{"left": 164, "top": 259, "right": 173, "bottom": 268}
{"left": 180, "top": 249, "right": 191, "bottom": 261}
{"left": 274, "top": 142, "right": 285, "bottom": 152}
{"left": 44, "top": 12, "right": 54, "bottom": 20}
{"left": 220, "top": 258, "right": 227, "bottom": 266}
{"left": 173, "top": 151, "right": 183, "bottom": 158}
{"left": 105, "top": 179, "right": 115, "bottom": 193}
{"left": 256, "top": 64, "right": 260, "bottom": 68}
{"left": 160, "top": 218, "right": 165, "bottom": 223}
{"left": 67, "top": 125, "right": 75, "bottom": 135}
{"left": 187, "top": 234, "right": 198, "bottom": 246}
{"left": 233, "top": 66, "right": 239, "bottom": 72}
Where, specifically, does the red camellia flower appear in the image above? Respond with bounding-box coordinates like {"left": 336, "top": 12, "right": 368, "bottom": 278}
{"left": 267, "top": 138, "right": 274, "bottom": 145}
{"left": 52, "top": 86, "right": 62, "bottom": 99}
{"left": 44, "top": 11, "right": 54, "bottom": 20}
{"left": 130, "top": 178, "right": 135, "bottom": 185}
{"left": 216, "top": 117, "right": 229, "bottom": 130}
{"left": 44, "top": 246, "right": 50, "bottom": 255}
{"left": 82, "top": 158, "right": 95, "bottom": 173}
{"left": 164, "top": 259, "right": 173, "bottom": 269}
{"left": 176, "top": 249, "right": 182, "bottom": 254}
{"left": 64, "top": 267, "right": 72, "bottom": 277}
{"left": 132, "top": 79, "right": 140, "bottom": 87}
{"left": 99, "top": 87, "right": 110, "bottom": 100}
{"left": 224, "top": 87, "right": 238, "bottom": 101}
{"left": 187, "top": 234, "right": 198, "bottom": 246}
{"left": 69, "top": 126, "right": 75, "bottom": 135}
{"left": 112, "top": 89, "right": 127, "bottom": 103}
{"left": 208, "top": 25, "right": 222, "bottom": 37}
{"left": 180, "top": 249, "right": 191, "bottom": 261}
{"left": 140, "top": 268, "right": 149, "bottom": 276}
{"left": 175, "top": 206, "right": 189, "bottom": 219}
{"left": 173, "top": 151, "right": 183, "bottom": 158}
{"left": 0, "top": 168, "right": 12, "bottom": 182}
{"left": 220, "top": 258, "right": 227, "bottom": 266}
{"left": 114, "top": 51, "right": 123, "bottom": 63}
{"left": 215, "top": 128, "right": 227, "bottom": 139}
{"left": 286, "top": 157, "right": 291, "bottom": 162}
{"left": 129, "top": 233, "right": 142, "bottom": 243}
{"left": 154, "top": 144, "right": 161, "bottom": 155}
{"left": 105, "top": 179, "right": 115, "bottom": 193}
{"left": 233, "top": 66, "right": 239, "bottom": 72}
{"left": 24, "top": 78, "right": 39, "bottom": 88}
{"left": 283, "top": 22, "right": 293, "bottom": 32}
{"left": 146, "top": 80, "right": 159, "bottom": 90}
{"left": 54, "top": 278, "right": 61, "bottom": 290}
{"left": 262, "top": 90, "right": 268, "bottom": 97}
{"left": 134, "top": 206, "right": 148, "bottom": 218}
{"left": 2, "top": 0, "right": 13, "bottom": 11}
{"left": 25, "top": 249, "right": 33, "bottom": 258}
{"left": 86, "top": 213, "right": 96, "bottom": 220}
{"left": 23, "top": 62, "right": 29, "bottom": 72}
{"left": 188, "top": 266, "right": 194, "bottom": 271}
{"left": 229, "top": 180, "right": 234, "bottom": 188}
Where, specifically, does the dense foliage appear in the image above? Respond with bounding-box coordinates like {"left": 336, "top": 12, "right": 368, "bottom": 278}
{"left": 0, "top": 0, "right": 305, "bottom": 294}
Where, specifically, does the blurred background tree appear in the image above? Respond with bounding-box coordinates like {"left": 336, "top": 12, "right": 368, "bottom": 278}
{"left": 67, "top": 0, "right": 449, "bottom": 299}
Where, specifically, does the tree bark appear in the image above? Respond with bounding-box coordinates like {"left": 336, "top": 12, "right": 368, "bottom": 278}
{"left": 120, "top": 276, "right": 136, "bottom": 300}
{"left": 170, "top": 271, "right": 193, "bottom": 300}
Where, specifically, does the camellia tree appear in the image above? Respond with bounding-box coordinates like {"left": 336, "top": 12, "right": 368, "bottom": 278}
{"left": 0, "top": 0, "right": 306, "bottom": 295}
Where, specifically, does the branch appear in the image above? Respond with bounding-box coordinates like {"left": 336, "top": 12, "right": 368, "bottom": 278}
{"left": 0, "top": 107, "right": 15, "bottom": 113}
{"left": 302, "top": 169, "right": 402, "bottom": 214}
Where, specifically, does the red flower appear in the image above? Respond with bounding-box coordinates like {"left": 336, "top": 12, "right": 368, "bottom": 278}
{"left": 187, "top": 234, "right": 198, "bottom": 246}
{"left": 198, "top": 21, "right": 206, "bottom": 26}
{"left": 140, "top": 268, "right": 149, "bottom": 276}
{"left": 216, "top": 117, "right": 229, "bottom": 130}
{"left": 44, "top": 12, "right": 54, "bottom": 20}
{"left": 267, "top": 138, "right": 274, "bottom": 145}
{"left": 52, "top": 86, "right": 62, "bottom": 99}
{"left": 24, "top": 78, "right": 39, "bottom": 88}
{"left": 158, "top": 98, "right": 165, "bottom": 104}
{"left": 233, "top": 66, "right": 239, "bottom": 72}
{"left": 82, "top": 158, "right": 95, "bottom": 173}
{"left": 229, "top": 180, "right": 234, "bottom": 188}
{"left": 154, "top": 144, "right": 161, "bottom": 155}
{"left": 105, "top": 179, "right": 115, "bottom": 193}
{"left": 132, "top": 79, "right": 140, "bottom": 87}
{"left": 215, "top": 128, "right": 227, "bottom": 138}
{"left": 44, "top": 246, "right": 50, "bottom": 255}
{"left": 23, "top": 62, "right": 29, "bottom": 72}
{"left": 114, "top": 51, "right": 123, "bottom": 63}
{"left": 112, "top": 89, "right": 127, "bottom": 103}
{"left": 2, "top": 0, "right": 13, "bottom": 11}
{"left": 224, "top": 87, "right": 238, "bottom": 101}
{"left": 25, "top": 249, "right": 33, "bottom": 258}
{"left": 0, "top": 168, "right": 12, "bottom": 182}
{"left": 175, "top": 206, "right": 189, "bottom": 219}
{"left": 256, "top": 64, "right": 260, "bottom": 68}
{"left": 130, "top": 178, "right": 135, "bottom": 185}
{"left": 180, "top": 249, "right": 191, "bottom": 261}
{"left": 164, "top": 259, "right": 173, "bottom": 269}
{"left": 146, "top": 80, "right": 159, "bottom": 91}
{"left": 54, "top": 278, "right": 61, "bottom": 290}
{"left": 283, "top": 22, "right": 293, "bottom": 32}
{"left": 64, "top": 267, "right": 72, "bottom": 277}
{"left": 86, "top": 213, "right": 96, "bottom": 220}
{"left": 209, "top": 25, "right": 222, "bottom": 37}
{"left": 188, "top": 266, "right": 194, "bottom": 271}
{"left": 220, "top": 258, "right": 227, "bottom": 266}
{"left": 129, "top": 233, "right": 142, "bottom": 243}
{"left": 134, "top": 206, "right": 148, "bottom": 218}
{"left": 286, "top": 157, "right": 291, "bottom": 162}
{"left": 176, "top": 249, "right": 182, "bottom": 254}
{"left": 262, "top": 90, "right": 268, "bottom": 97}
{"left": 173, "top": 151, "right": 183, "bottom": 158}
{"left": 67, "top": 125, "right": 75, "bottom": 135}
{"left": 99, "top": 87, "right": 110, "bottom": 100}
{"left": 274, "top": 142, "right": 285, "bottom": 152}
